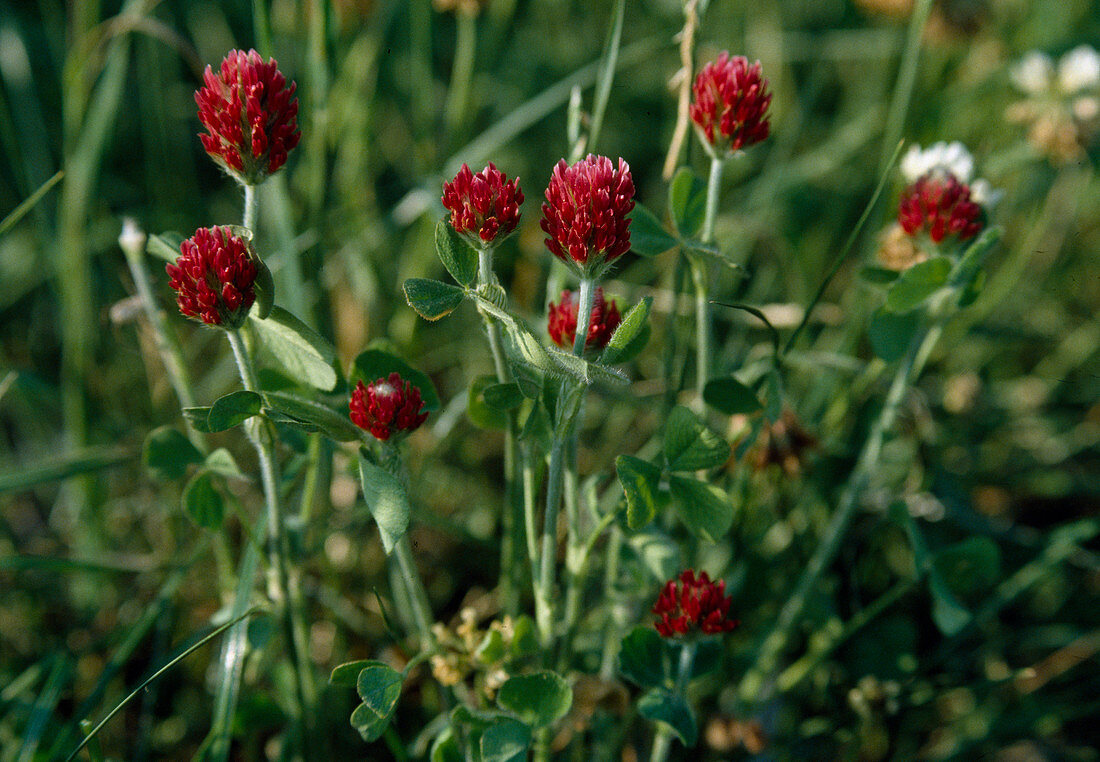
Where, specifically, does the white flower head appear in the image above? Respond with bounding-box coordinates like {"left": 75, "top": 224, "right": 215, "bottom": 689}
{"left": 1010, "top": 51, "right": 1054, "bottom": 95}
{"left": 1058, "top": 45, "right": 1100, "bottom": 94}
{"left": 900, "top": 141, "right": 975, "bottom": 184}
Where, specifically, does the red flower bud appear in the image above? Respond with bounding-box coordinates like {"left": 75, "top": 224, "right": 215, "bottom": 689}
{"left": 166, "top": 226, "right": 258, "bottom": 328}
{"left": 653, "top": 569, "right": 739, "bottom": 638}
{"left": 897, "top": 172, "right": 984, "bottom": 244}
{"left": 540, "top": 155, "right": 635, "bottom": 278}
{"left": 442, "top": 163, "right": 524, "bottom": 247}
{"left": 350, "top": 373, "right": 429, "bottom": 441}
{"left": 196, "top": 49, "right": 301, "bottom": 184}
{"left": 546, "top": 287, "right": 621, "bottom": 353}
{"left": 690, "top": 53, "right": 772, "bottom": 154}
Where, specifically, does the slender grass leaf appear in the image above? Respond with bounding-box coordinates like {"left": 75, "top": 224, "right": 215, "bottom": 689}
{"left": 263, "top": 390, "right": 362, "bottom": 442}
{"left": 0, "top": 169, "right": 62, "bottom": 236}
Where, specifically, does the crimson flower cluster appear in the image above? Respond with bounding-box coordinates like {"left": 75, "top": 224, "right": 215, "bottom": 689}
{"left": 442, "top": 163, "right": 523, "bottom": 247}
{"left": 897, "top": 173, "right": 984, "bottom": 244}
{"left": 547, "top": 287, "right": 621, "bottom": 353}
{"left": 540, "top": 155, "right": 635, "bottom": 279}
{"left": 166, "top": 226, "right": 258, "bottom": 328}
{"left": 350, "top": 373, "right": 429, "bottom": 442}
{"left": 690, "top": 53, "right": 772, "bottom": 155}
{"left": 196, "top": 49, "right": 301, "bottom": 184}
{"left": 653, "top": 569, "right": 738, "bottom": 638}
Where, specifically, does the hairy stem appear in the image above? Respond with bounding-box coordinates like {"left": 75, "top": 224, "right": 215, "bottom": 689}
{"left": 242, "top": 183, "right": 257, "bottom": 232}
{"left": 649, "top": 642, "right": 697, "bottom": 762}
{"left": 692, "top": 156, "right": 724, "bottom": 410}
{"left": 393, "top": 536, "right": 435, "bottom": 651}
{"left": 226, "top": 329, "right": 315, "bottom": 758}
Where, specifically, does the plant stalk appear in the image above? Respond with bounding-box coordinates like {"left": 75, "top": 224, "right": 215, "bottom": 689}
{"left": 226, "top": 329, "right": 315, "bottom": 758}
{"left": 691, "top": 155, "right": 724, "bottom": 410}
{"left": 393, "top": 535, "right": 436, "bottom": 651}
{"left": 738, "top": 318, "right": 945, "bottom": 706}
{"left": 649, "top": 641, "right": 697, "bottom": 762}
{"left": 242, "top": 183, "right": 257, "bottom": 232}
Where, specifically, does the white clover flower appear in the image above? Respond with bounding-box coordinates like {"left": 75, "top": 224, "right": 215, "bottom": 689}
{"left": 1057, "top": 45, "right": 1100, "bottom": 94}
{"left": 900, "top": 141, "right": 975, "bottom": 184}
{"left": 1011, "top": 51, "right": 1055, "bottom": 95}
{"left": 969, "top": 179, "right": 1003, "bottom": 212}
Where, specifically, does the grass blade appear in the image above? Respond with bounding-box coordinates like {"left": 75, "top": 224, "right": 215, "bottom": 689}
{"left": 0, "top": 170, "right": 63, "bottom": 236}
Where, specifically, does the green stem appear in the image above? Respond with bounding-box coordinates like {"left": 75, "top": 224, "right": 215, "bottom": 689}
{"left": 692, "top": 156, "right": 724, "bottom": 410}
{"left": 393, "top": 536, "right": 435, "bottom": 651}
{"left": 225, "top": 329, "right": 315, "bottom": 759}
{"left": 649, "top": 642, "right": 696, "bottom": 762}
{"left": 738, "top": 319, "right": 945, "bottom": 706}
{"left": 598, "top": 525, "right": 624, "bottom": 680}
{"left": 877, "top": 0, "right": 934, "bottom": 176}
{"left": 444, "top": 7, "right": 477, "bottom": 135}
{"left": 242, "top": 183, "right": 257, "bottom": 232}
{"left": 572, "top": 278, "right": 595, "bottom": 357}
{"left": 535, "top": 437, "right": 565, "bottom": 648}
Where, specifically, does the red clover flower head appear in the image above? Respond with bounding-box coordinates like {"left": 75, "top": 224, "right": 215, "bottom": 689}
{"left": 442, "top": 163, "right": 524, "bottom": 247}
{"left": 546, "top": 287, "right": 621, "bottom": 353}
{"left": 196, "top": 49, "right": 301, "bottom": 184}
{"left": 350, "top": 373, "right": 429, "bottom": 442}
{"left": 540, "top": 155, "right": 635, "bottom": 279}
{"left": 897, "top": 172, "right": 984, "bottom": 244}
{"left": 653, "top": 569, "right": 738, "bottom": 638}
{"left": 166, "top": 226, "right": 258, "bottom": 328}
{"left": 690, "top": 53, "right": 772, "bottom": 156}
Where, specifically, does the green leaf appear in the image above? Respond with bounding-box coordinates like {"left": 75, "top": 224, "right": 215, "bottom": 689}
{"left": 262, "top": 390, "right": 362, "bottom": 442}
{"left": 618, "top": 627, "right": 669, "bottom": 689}
{"left": 430, "top": 727, "right": 463, "bottom": 762}
{"left": 142, "top": 426, "right": 202, "bottom": 481}
{"left": 207, "top": 390, "right": 262, "bottom": 432}
{"left": 663, "top": 406, "right": 730, "bottom": 472}
{"left": 435, "top": 219, "right": 479, "bottom": 287}
{"left": 929, "top": 574, "right": 972, "bottom": 636}
{"left": 638, "top": 688, "right": 697, "bottom": 747}
{"left": 950, "top": 227, "right": 1001, "bottom": 293}
{"left": 669, "top": 167, "right": 706, "bottom": 239}
{"left": 352, "top": 348, "right": 442, "bottom": 411}
{"left": 481, "top": 719, "right": 532, "bottom": 762}
{"left": 250, "top": 306, "right": 339, "bottom": 391}
{"left": 330, "top": 659, "right": 387, "bottom": 687}
{"left": 885, "top": 256, "right": 951, "bottom": 313}
{"left": 475, "top": 630, "right": 507, "bottom": 664}
{"left": 468, "top": 375, "right": 509, "bottom": 430}
{"left": 616, "top": 455, "right": 664, "bottom": 530}
{"left": 358, "top": 452, "right": 411, "bottom": 554}
{"left": 509, "top": 615, "right": 540, "bottom": 658}
{"left": 482, "top": 382, "right": 524, "bottom": 411}
{"left": 357, "top": 663, "right": 403, "bottom": 716}
{"left": 668, "top": 475, "right": 733, "bottom": 542}
{"left": 601, "top": 297, "right": 651, "bottom": 365}
{"left": 146, "top": 231, "right": 184, "bottom": 263}
{"left": 181, "top": 406, "right": 213, "bottom": 433}
{"left": 497, "top": 671, "right": 572, "bottom": 728}
{"left": 628, "top": 204, "right": 677, "bottom": 257}
{"left": 933, "top": 537, "right": 1001, "bottom": 598}
{"left": 204, "top": 448, "right": 245, "bottom": 480}
{"left": 627, "top": 530, "right": 683, "bottom": 582}
{"left": 689, "top": 639, "right": 724, "bottom": 678}
{"left": 868, "top": 307, "right": 919, "bottom": 362}
{"left": 182, "top": 469, "right": 225, "bottom": 529}
{"left": 404, "top": 277, "right": 466, "bottom": 320}
{"left": 858, "top": 265, "right": 901, "bottom": 285}
{"left": 703, "top": 377, "right": 762, "bottom": 416}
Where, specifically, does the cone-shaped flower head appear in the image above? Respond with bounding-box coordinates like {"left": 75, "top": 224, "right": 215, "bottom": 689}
{"left": 897, "top": 173, "right": 984, "bottom": 244}
{"left": 690, "top": 53, "right": 772, "bottom": 156}
{"left": 166, "top": 226, "right": 258, "bottom": 328}
{"left": 196, "top": 49, "right": 301, "bottom": 184}
{"left": 540, "top": 155, "right": 635, "bottom": 279}
{"left": 653, "top": 569, "right": 738, "bottom": 638}
{"left": 350, "top": 372, "right": 429, "bottom": 441}
{"left": 442, "top": 163, "right": 524, "bottom": 247}
{"left": 547, "top": 287, "right": 621, "bottom": 353}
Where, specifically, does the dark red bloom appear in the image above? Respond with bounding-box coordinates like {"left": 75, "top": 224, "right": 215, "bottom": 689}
{"left": 350, "top": 373, "right": 429, "bottom": 441}
{"left": 442, "top": 163, "right": 524, "bottom": 246}
{"left": 546, "top": 287, "right": 621, "bottom": 352}
{"left": 690, "top": 53, "right": 772, "bottom": 154}
{"left": 196, "top": 49, "right": 300, "bottom": 184}
{"left": 166, "top": 226, "right": 258, "bottom": 328}
{"left": 653, "top": 569, "right": 738, "bottom": 638}
{"left": 540, "top": 155, "right": 635, "bottom": 277}
{"left": 897, "top": 172, "right": 984, "bottom": 243}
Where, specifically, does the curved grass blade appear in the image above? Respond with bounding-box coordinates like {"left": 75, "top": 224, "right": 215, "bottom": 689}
{"left": 583, "top": 0, "right": 626, "bottom": 157}
{"left": 0, "top": 170, "right": 63, "bottom": 236}
{"left": 66, "top": 609, "right": 262, "bottom": 762}
{"left": 16, "top": 655, "right": 72, "bottom": 762}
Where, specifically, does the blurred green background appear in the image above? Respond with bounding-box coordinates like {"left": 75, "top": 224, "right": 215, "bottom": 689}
{"left": 1, "top": 0, "right": 1098, "bottom": 759}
